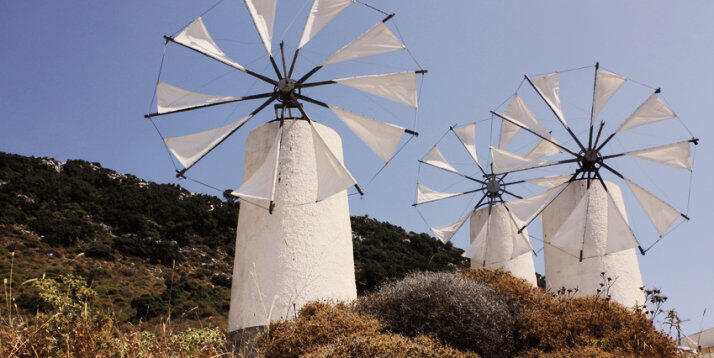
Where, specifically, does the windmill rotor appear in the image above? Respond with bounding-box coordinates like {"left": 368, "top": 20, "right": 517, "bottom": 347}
{"left": 145, "top": 0, "right": 426, "bottom": 210}
{"left": 413, "top": 123, "right": 538, "bottom": 279}
{"left": 489, "top": 63, "right": 698, "bottom": 261}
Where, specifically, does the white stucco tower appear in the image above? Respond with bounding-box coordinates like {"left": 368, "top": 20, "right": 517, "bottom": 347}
{"left": 469, "top": 204, "right": 537, "bottom": 285}
{"left": 228, "top": 119, "right": 357, "bottom": 333}
{"left": 541, "top": 179, "right": 645, "bottom": 308}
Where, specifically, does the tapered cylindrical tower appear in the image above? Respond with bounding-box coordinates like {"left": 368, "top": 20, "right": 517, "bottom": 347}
{"left": 228, "top": 119, "right": 357, "bottom": 336}
{"left": 542, "top": 179, "right": 645, "bottom": 308}
{"left": 469, "top": 204, "right": 537, "bottom": 285}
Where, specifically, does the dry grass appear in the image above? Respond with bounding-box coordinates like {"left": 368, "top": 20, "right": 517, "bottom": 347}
{"left": 462, "top": 268, "right": 677, "bottom": 357}
{"left": 304, "top": 333, "right": 479, "bottom": 358}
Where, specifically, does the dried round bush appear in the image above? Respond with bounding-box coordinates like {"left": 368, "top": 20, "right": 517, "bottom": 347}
{"left": 354, "top": 271, "right": 516, "bottom": 357}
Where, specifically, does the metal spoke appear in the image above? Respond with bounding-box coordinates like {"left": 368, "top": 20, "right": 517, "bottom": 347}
{"left": 418, "top": 160, "right": 487, "bottom": 185}
{"left": 145, "top": 92, "right": 274, "bottom": 118}
{"left": 269, "top": 56, "right": 283, "bottom": 79}
{"left": 411, "top": 187, "right": 485, "bottom": 207}
{"left": 490, "top": 111, "right": 579, "bottom": 157}
{"left": 288, "top": 48, "right": 300, "bottom": 78}
{"left": 165, "top": 36, "right": 278, "bottom": 86}
{"left": 175, "top": 95, "right": 276, "bottom": 177}
{"left": 494, "top": 157, "right": 579, "bottom": 175}
{"left": 502, "top": 189, "right": 523, "bottom": 199}
{"left": 450, "top": 126, "right": 487, "bottom": 176}
{"left": 525, "top": 74, "right": 587, "bottom": 153}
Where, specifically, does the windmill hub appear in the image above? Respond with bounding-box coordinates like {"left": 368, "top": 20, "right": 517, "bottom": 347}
{"left": 579, "top": 149, "right": 601, "bottom": 172}
{"left": 276, "top": 78, "right": 297, "bottom": 102}
{"left": 486, "top": 177, "right": 502, "bottom": 196}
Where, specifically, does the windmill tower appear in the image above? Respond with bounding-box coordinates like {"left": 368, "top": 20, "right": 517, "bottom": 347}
{"left": 489, "top": 63, "right": 697, "bottom": 307}
{"left": 144, "top": 0, "right": 425, "bottom": 341}
{"left": 413, "top": 123, "right": 549, "bottom": 285}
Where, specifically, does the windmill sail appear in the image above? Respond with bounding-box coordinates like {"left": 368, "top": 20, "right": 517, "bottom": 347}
{"left": 504, "top": 182, "right": 569, "bottom": 229}
{"left": 616, "top": 92, "right": 675, "bottom": 132}
{"left": 525, "top": 138, "right": 561, "bottom": 159}
{"left": 232, "top": 125, "right": 281, "bottom": 201}
{"left": 329, "top": 106, "right": 405, "bottom": 162}
{"left": 526, "top": 174, "right": 571, "bottom": 189}
{"left": 431, "top": 211, "right": 470, "bottom": 244}
{"left": 416, "top": 184, "right": 465, "bottom": 204}
{"left": 244, "top": 0, "right": 277, "bottom": 55}
{"left": 625, "top": 179, "right": 682, "bottom": 237}
{"left": 529, "top": 72, "right": 567, "bottom": 127}
{"left": 156, "top": 82, "right": 239, "bottom": 114}
{"left": 491, "top": 147, "right": 553, "bottom": 174}
{"left": 462, "top": 216, "right": 488, "bottom": 262}
{"left": 164, "top": 115, "right": 252, "bottom": 168}
{"left": 626, "top": 141, "right": 693, "bottom": 171}
{"left": 322, "top": 22, "right": 405, "bottom": 65}
{"left": 173, "top": 17, "right": 246, "bottom": 71}
{"left": 421, "top": 146, "right": 458, "bottom": 173}
{"left": 334, "top": 71, "right": 418, "bottom": 108}
{"left": 604, "top": 191, "right": 639, "bottom": 254}
{"left": 453, "top": 123, "right": 479, "bottom": 164}
{"left": 591, "top": 69, "right": 626, "bottom": 122}
{"left": 311, "top": 124, "right": 358, "bottom": 201}
{"left": 299, "top": 0, "right": 355, "bottom": 48}
{"left": 499, "top": 94, "right": 548, "bottom": 148}
{"left": 548, "top": 193, "right": 588, "bottom": 255}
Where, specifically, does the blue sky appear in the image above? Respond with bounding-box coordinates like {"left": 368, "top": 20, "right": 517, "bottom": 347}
{"left": 1, "top": 1, "right": 712, "bottom": 335}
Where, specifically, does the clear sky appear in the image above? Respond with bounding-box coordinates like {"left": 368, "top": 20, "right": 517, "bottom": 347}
{"left": 1, "top": 1, "right": 712, "bottom": 336}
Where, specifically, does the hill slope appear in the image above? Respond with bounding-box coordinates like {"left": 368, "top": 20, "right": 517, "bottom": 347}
{"left": 0, "top": 151, "right": 467, "bottom": 322}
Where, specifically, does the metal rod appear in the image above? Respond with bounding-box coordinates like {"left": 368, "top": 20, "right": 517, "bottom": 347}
{"left": 473, "top": 194, "right": 488, "bottom": 210}
{"left": 279, "top": 42, "right": 287, "bottom": 77}
{"left": 164, "top": 36, "right": 278, "bottom": 86}
{"left": 490, "top": 111, "right": 579, "bottom": 157}
{"left": 450, "top": 126, "right": 487, "bottom": 176}
{"left": 502, "top": 189, "right": 523, "bottom": 199}
{"left": 174, "top": 95, "right": 276, "bottom": 177}
{"left": 412, "top": 187, "right": 485, "bottom": 207}
{"left": 596, "top": 132, "right": 616, "bottom": 152}
{"left": 296, "top": 94, "right": 329, "bottom": 108}
{"left": 298, "top": 80, "right": 336, "bottom": 88}
{"left": 288, "top": 48, "right": 300, "bottom": 78}
{"left": 502, "top": 180, "right": 526, "bottom": 186}
{"left": 524, "top": 74, "right": 587, "bottom": 153}
{"left": 588, "top": 62, "right": 599, "bottom": 150}
{"left": 297, "top": 66, "right": 323, "bottom": 84}
{"left": 417, "top": 160, "right": 487, "bottom": 185}
{"left": 592, "top": 121, "right": 605, "bottom": 150}
{"left": 494, "top": 157, "right": 580, "bottom": 175}
{"left": 145, "top": 92, "right": 274, "bottom": 118}
{"left": 269, "top": 56, "right": 283, "bottom": 79}
{"left": 404, "top": 129, "right": 419, "bottom": 136}
{"left": 598, "top": 161, "right": 625, "bottom": 179}
{"left": 382, "top": 13, "right": 395, "bottom": 22}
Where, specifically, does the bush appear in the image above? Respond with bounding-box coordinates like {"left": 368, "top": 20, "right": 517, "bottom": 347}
{"left": 304, "top": 333, "right": 479, "bottom": 358}
{"left": 354, "top": 271, "right": 516, "bottom": 357}
{"left": 462, "top": 268, "right": 676, "bottom": 357}
{"left": 84, "top": 242, "right": 115, "bottom": 261}
{"left": 256, "top": 301, "right": 383, "bottom": 357}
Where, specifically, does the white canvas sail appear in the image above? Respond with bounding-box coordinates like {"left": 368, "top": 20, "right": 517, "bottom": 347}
{"left": 329, "top": 106, "right": 405, "bottom": 162}
{"left": 491, "top": 147, "right": 552, "bottom": 174}
{"left": 232, "top": 125, "right": 281, "bottom": 201}
{"left": 156, "top": 82, "right": 239, "bottom": 114}
{"left": 322, "top": 22, "right": 405, "bottom": 65}
{"left": 499, "top": 94, "right": 549, "bottom": 148}
{"left": 548, "top": 193, "right": 588, "bottom": 255}
{"left": 416, "top": 184, "right": 464, "bottom": 205}
{"left": 617, "top": 93, "right": 675, "bottom": 132}
{"left": 311, "top": 124, "right": 358, "bottom": 201}
{"left": 591, "top": 69, "right": 626, "bottom": 122}
{"left": 299, "top": 0, "right": 355, "bottom": 48}
{"left": 421, "top": 146, "right": 458, "bottom": 173}
{"left": 432, "top": 212, "right": 470, "bottom": 244}
{"left": 529, "top": 72, "right": 567, "bottom": 126}
{"left": 173, "top": 17, "right": 245, "bottom": 71}
{"left": 334, "top": 71, "right": 418, "bottom": 108}
{"left": 526, "top": 174, "right": 571, "bottom": 189}
{"left": 604, "top": 191, "right": 639, "bottom": 254}
{"left": 462, "top": 217, "right": 489, "bottom": 262}
{"left": 525, "top": 138, "right": 561, "bottom": 159}
{"left": 504, "top": 183, "right": 569, "bottom": 229}
{"left": 625, "top": 179, "right": 681, "bottom": 237}
{"left": 626, "top": 141, "right": 693, "bottom": 171}
{"left": 453, "top": 123, "right": 479, "bottom": 164}
{"left": 244, "top": 0, "right": 277, "bottom": 55}
{"left": 164, "top": 115, "right": 252, "bottom": 168}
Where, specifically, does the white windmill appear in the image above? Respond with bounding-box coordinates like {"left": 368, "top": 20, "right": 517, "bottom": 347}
{"left": 144, "top": 0, "right": 425, "bottom": 340}
{"left": 489, "top": 63, "right": 697, "bottom": 307}
{"left": 413, "top": 123, "right": 557, "bottom": 285}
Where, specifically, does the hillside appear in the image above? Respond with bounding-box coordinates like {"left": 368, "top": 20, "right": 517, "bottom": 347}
{"left": 0, "top": 151, "right": 468, "bottom": 323}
